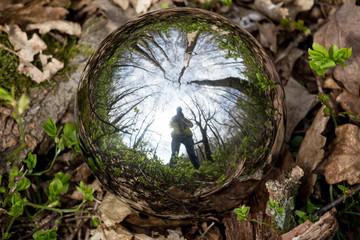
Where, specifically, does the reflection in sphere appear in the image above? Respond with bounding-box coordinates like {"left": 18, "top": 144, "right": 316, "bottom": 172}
{"left": 76, "top": 8, "right": 284, "bottom": 217}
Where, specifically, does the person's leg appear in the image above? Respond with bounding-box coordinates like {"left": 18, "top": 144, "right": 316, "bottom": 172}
{"left": 183, "top": 136, "right": 200, "bottom": 169}
{"left": 170, "top": 136, "right": 181, "bottom": 167}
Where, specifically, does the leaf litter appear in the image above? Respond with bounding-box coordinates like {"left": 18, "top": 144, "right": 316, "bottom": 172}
{"left": 1, "top": 0, "right": 360, "bottom": 239}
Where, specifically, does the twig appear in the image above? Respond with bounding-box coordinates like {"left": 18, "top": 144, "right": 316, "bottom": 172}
{"left": 0, "top": 43, "right": 19, "bottom": 56}
{"left": 198, "top": 222, "right": 215, "bottom": 239}
{"left": 313, "top": 184, "right": 360, "bottom": 217}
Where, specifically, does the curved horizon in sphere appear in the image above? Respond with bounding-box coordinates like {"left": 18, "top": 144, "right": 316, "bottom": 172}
{"left": 76, "top": 8, "right": 284, "bottom": 216}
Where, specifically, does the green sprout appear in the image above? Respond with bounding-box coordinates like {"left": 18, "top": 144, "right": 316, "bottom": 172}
{"left": 308, "top": 42, "right": 352, "bottom": 76}
{"left": 234, "top": 200, "right": 286, "bottom": 233}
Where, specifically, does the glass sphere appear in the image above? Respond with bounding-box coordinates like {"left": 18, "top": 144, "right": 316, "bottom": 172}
{"left": 76, "top": 8, "right": 284, "bottom": 217}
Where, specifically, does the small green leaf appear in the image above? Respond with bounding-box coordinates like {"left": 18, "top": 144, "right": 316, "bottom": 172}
{"left": 308, "top": 49, "right": 326, "bottom": 59}
{"left": 344, "top": 47, "right": 352, "bottom": 59}
{"left": 338, "top": 185, "right": 347, "bottom": 192}
{"left": 42, "top": 117, "right": 57, "bottom": 138}
{"left": 236, "top": 215, "right": 245, "bottom": 221}
{"left": 8, "top": 201, "right": 24, "bottom": 217}
{"left": 63, "top": 122, "right": 75, "bottom": 137}
{"left": 277, "top": 207, "right": 284, "bottom": 214}
{"left": 315, "top": 68, "right": 327, "bottom": 76}
{"left": 17, "top": 94, "right": 30, "bottom": 114}
{"left": 269, "top": 199, "right": 278, "bottom": 209}
{"left": 306, "top": 199, "right": 320, "bottom": 214}
{"left": 0, "top": 88, "right": 13, "bottom": 102}
{"left": 92, "top": 217, "right": 100, "bottom": 227}
{"left": 48, "top": 178, "right": 64, "bottom": 198}
{"left": 323, "top": 107, "right": 330, "bottom": 114}
{"left": 328, "top": 44, "right": 339, "bottom": 60}
{"left": 23, "top": 153, "right": 37, "bottom": 171}
{"left": 76, "top": 181, "right": 94, "bottom": 202}
{"left": 55, "top": 172, "right": 70, "bottom": 194}
{"left": 33, "top": 228, "right": 58, "bottom": 240}
{"left": 15, "top": 177, "right": 31, "bottom": 191}
{"left": 9, "top": 192, "right": 22, "bottom": 206}
{"left": 312, "top": 42, "right": 329, "bottom": 58}
{"left": 319, "top": 59, "right": 336, "bottom": 69}
{"left": 240, "top": 205, "right": 250, "bottom": 216}
{"left": 295, "top": 210, "right": 307, "bottom": 218}
{"left": 222, "top": 0, "right": 232, "bottom": 6}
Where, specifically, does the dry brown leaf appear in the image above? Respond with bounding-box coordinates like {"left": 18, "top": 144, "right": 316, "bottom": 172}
{"left": 18, "top": 56, "right": 64, "bottom": 84}
{"left": 257, "top": 22, "right": 278, "bottom": 53}
{"left": 284, "top": 77, "right": 318, "bottom": 141}
{"left": 253, "top": 0, "right": 289, "bottom": 21}
{"left": 314, "top": 0, "right": 360, "bottom": 95}
{"left": 324, "top": 77, "right": 342, "bottom": 90}
{"left": 252, "top": 0, "right": 313, "bottom": 21}
{"left": 113, "top": 0, "right": 130, "bottom": 10}
{"left": 98, "top": 192, "right": 133, "bottom": 227}
{"left": 0, "top": 3, "right": 69, "bottom": 26}
{"left": 336, "top": 90, "right": 360, "bottom": 116}
{"left": 26, "top": 20, "right": 82, "bottom": 37}
{"left": 130, "top": 0, "right": 152, "bottom": 13}
{"left": 324, "top": 124, "right": 360, "bottom": 185}
{"left": 276, "top": 48, "right": 304, "bottom": 81}
{"left": 0, "top": 24, "right": 64, "bottom": 83}
{"left": 0, "top": 24, "right": 46, "bottom": 62}
{"left": 296, "top": 105, "right": 329, "bottom": 202}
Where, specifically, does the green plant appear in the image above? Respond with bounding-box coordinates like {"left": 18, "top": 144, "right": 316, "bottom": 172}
{"left": 317, "top": 93, "right": 360, "bottom": 128}
{"left": 32, "top": 228, "right": 57, "bottom": 240}
{"left": 0, "top": 88, "right": 93, "bottom": 239}
{"left": 308, "top": 42, "right": 352, "bottom": 76}
{"left": 295, "top": 199, "right": 320, "bottom": 224}
{"left": 0, "top": 87, "right": 30, "bottom": 163}
{"left": 280, "top": 18, "right": 311, "bottom": 35}
{"left": 234, "top": 200, "right": 285, "bottom": 233}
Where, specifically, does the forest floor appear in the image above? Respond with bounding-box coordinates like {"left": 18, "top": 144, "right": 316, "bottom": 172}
{"left": 0, "top": 0, "right": 360, "bottom": 239}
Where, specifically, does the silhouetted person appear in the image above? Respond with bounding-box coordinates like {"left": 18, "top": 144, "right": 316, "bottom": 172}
{"left": 169, "top": 107, "right": 200, "bottom": 169}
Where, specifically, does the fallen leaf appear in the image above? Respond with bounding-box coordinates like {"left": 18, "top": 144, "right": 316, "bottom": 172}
{"left": 0, "top": 24, "right": 46, "bottom": 62}
{"left": 296, "top": 105, "right": 329, "bottom": 202}
{"left": 314, "top": 0, "right": 360, "bottom": 95}
{"left": 98, "top": 192, "right": 133, "bottom": 227}
{"left": 276, "top": 48, "right": 304, "bottom": 80}
{"left": 324, "top": 124, "right": 360, "bottom": 185}
{"left": 336, "top": 90, "right": 360, "bottom": 116}
{"left": 130, "top": 0, "right": 152, "bottom": 14}
{"left": 252, "top": 0, "right": 314, "bottom": 21}
{"left": 284, "top": 77, "right": 318, "bottom": 141}
{"left": 18, "top": 56, "right": 64, "bottom": 84}
{"left": 0, "top": 24, "right": 64, "bottom": 83}
{"left": 0, "top": 3, "right": 69, "bottom": 26}
{"left": 252, "top": 0, "right": 289, "bottom": 21}
{"left": 113, "top": 0, "right": 130, "bottom": 10}
{"left": 257, "top": 22, "right": 278, "bottom": 53}
{"left": 71, "top": 163, "right": 93, "bottom": 182}
{"left": 226, "top": 7, "right": 266, "bottom": 32}
{"left": 70, "top": 0, "right": 99, "bottom": 19}
{"left": 324, "top": 77, "right": 342, "bottom": 90}
{"left": 26, "top": 20, "right": 82, "bottom": 37}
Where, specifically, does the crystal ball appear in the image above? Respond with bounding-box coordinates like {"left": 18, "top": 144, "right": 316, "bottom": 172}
{"left": 76, "top": 8, "right": 284, "bottom": 217}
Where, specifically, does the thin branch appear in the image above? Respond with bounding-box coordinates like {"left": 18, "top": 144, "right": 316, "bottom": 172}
{"left": 313, "top": 184, "right": 360, "bottom": 217}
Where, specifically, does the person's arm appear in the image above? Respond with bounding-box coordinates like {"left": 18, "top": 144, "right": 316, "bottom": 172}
{"left": 182, "top": 117, "right": 193, "bottom": 127}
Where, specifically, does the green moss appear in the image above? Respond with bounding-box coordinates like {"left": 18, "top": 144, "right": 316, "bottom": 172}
{"left": 41, "top": 34, "right": 91, "bottom": 76}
